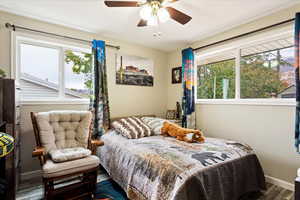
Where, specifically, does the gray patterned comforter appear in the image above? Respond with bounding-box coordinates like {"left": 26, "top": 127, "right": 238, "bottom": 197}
{"left": 97, "top": 130, "right": 265, "bottom": 200}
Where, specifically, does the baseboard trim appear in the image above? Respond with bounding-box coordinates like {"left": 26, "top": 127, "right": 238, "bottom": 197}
{"left": 265, "top": 175, "right": 294, "bottom": 191}
{"left": 21, "top": 170, "right": 42, "bottom": 182}
{"left": 21, "top": 170, "right": 294, "bottom": 191}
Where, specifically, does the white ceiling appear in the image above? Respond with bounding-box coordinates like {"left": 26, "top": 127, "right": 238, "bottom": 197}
{"left": 0, "top": 0, "right": 298, "bottom": 52}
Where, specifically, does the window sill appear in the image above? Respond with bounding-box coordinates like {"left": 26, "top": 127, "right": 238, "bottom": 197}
{"left": 20, "top": 99, "right": 90, "bottom": 105}
{"left": 196, "top": 99, "right": 296, "bottom": 106}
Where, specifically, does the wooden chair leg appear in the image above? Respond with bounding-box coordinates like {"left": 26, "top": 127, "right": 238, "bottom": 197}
{"left": 43, "top": 180, "right": 50, "bottom": 200}
{"left": 49, "top": 181, "right": 54, "bottom": 200}
{"left": 43, "top": 179, "right": 54, "bottom": 200}
{"left": 43, "top": 180, "right": 49, "bottom": 200}
{"left": 92, "top": 170, "right": 97, "bottom": 200}
{"left": 83, "top": 170, "right": 97, "bottom": 199}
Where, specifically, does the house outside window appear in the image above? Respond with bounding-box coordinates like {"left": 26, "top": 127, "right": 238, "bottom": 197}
{"left": 196, "top": 26, "right": 295, "bottom": 105}
{"left": 14, "top": 34, "right": 92, "bottom": 102}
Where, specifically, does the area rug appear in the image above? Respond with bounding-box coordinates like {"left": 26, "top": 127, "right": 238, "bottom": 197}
{"left": 95, "top": 179, "right": 127, "bottom": 200}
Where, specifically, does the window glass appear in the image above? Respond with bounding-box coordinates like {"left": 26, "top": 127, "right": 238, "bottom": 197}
{"left": 197, "top": 59, "right": 235, "bottom": 99}
{"left": 241, "top": 46, "right": 294, "bottom": 98}
{"left": 19, "top": 43, "right": 59, "bottom": 99}
{"left": 64, "top": 50, "right": 92, "bottom": 99}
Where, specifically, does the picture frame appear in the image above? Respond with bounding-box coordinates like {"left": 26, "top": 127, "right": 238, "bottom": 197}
{"left": 116, "top": 54, "right": 154, "bottom": 86}
{"left": 166, "top": 110, "right": 177, "bottom": 120}
{"left": 172, "top": 67, "right": 182, "bottom": 84}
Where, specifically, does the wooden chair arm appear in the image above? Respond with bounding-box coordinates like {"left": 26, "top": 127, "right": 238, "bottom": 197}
{"left": 32, "top": 147, "right": 45, "bottom": 157}
{"left": 90, "top": 139, "right": 104, "bottom": 155}
{"left": 91, "top": 139, "right": 104, "bottom": 147}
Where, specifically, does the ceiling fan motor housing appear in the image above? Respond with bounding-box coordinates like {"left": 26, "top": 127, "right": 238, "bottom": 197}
{"left": 104, "top": 0, "right": 192, "bottom": 26}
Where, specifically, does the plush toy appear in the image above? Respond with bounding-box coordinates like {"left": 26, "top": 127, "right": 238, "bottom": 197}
{"left": 161, "top": 121, "right": 205, "bottom": 143}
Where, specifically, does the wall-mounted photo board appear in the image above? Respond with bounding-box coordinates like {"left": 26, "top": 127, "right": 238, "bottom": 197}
{"left": 116, "top": 54, "right": 154, "bottom": 86}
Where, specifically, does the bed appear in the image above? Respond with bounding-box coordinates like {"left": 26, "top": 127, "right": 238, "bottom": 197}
{"left": 98, "top": 129, "right": 266, "bottom": 200}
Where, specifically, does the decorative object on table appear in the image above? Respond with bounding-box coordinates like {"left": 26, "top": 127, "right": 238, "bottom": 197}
{"left": 0, "top": 132, "right": 14, "bottom": 198}
{"left": 161, "top": 121, "right": 205, "bottom": 143}
{"left": 116, "top": 54, "right": 154, "bottom": 86}
{"left": 0, "top": 69, "right": 6, "bottom": 78}
{"left": 166, "top": 110, "right": 177, "bottom": 120}
{"left": 172, "top": 67, "right": 182, "bottom": 84}
{"left": 295, "top": 12, "right": 300, "bottom": 153}
{"left": 31, "top": 111, "right": 104, "bottom": 200}
{"left": 182, "top": 47, "right": 196, "bottom": 129}
{"left": 176, "top": 101, "right": 181, "bottom": 119}
{"left": 0, "top": 132, "right": 14, "bottom": 157}
{"left": 90, "top": 40, "right": 111, "bottom": 137}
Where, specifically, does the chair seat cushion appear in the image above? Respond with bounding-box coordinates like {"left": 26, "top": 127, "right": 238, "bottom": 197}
{"left": 43, "top": 155, "right": 100, "bottom": 178}
{"left": 49, "top": 147, "right": 91, "bottom": 163}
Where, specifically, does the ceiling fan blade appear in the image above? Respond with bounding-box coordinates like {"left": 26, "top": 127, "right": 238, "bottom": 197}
{"left": 165, "top": 7, "right": 192, "bottom": 25}
{"left": 162, "top": 0, "right": 178, "bottom": 6}
{"left": 104, "top": 1, "right": 139, "bottom": 7}
{"left": 137, "top": 19, "right": 147, "bottom": 27}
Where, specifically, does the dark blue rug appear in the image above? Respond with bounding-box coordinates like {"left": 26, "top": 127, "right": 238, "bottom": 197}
{"left": 94, "top": 179, "right": 128, "bottom": 200}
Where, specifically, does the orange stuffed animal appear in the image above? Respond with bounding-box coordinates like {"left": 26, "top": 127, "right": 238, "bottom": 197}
{"left": 161, "top": 121, "right": 205, "bottom": 143}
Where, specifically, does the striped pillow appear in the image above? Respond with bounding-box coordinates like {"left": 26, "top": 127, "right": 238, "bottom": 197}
{"left": 141, "top": 117, "right": 167, "bottom": 135}
{"left": 112, "top": 117, "right": 152, "bottom": 139}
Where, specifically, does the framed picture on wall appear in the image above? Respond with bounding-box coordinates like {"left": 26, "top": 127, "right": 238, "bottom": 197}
{"left": 172, "top": 67, "right": 182, "bottom": 84}
{"left": 116, "top": 54, "right": 154, "bottom": 86}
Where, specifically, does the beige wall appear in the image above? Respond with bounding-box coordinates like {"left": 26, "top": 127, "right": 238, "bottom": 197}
{"left": 0, "top": 10, "right": 169, "bottom": 173}
{"left": 166, "top": 4, "right": 300, "bottom": 184}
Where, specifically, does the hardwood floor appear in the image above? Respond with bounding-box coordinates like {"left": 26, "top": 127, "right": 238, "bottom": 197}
{"left": 240, "top": 182, "right": 294, "bottom": 200}
{"left": 17, "top": 172, "right": 294, "bottom": 200}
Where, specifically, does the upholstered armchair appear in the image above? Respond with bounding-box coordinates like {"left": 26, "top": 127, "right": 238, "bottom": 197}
{"left": 31, "top": 111, "right": 104, "bottom": 200}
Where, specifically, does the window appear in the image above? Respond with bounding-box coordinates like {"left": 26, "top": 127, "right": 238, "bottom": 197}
{"left": 241, "top": 46, "right": 294, "bottom": 99}
{"left": 196, "top": 28, "right": 295, "bottom": 104}
{"left": 20, "top": 43, "right": 60, "bottom": 99}
{"left": 16, "top": 35, "right": 92, "bottom": 101}
{"left": 197, "top": 59, "right": 235, "bottom": 99}
{"left": 64, "top": 50, "right": 92, "bottom": 99}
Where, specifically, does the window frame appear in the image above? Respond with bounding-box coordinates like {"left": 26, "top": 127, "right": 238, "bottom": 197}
{"left": 195, "top": 29, "right": 296, "bottom": 106}
{"left": 12, "top": 32, "right": 92, "bottom": 105}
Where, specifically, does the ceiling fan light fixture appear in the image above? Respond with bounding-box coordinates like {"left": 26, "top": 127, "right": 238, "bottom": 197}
{"left": 158, "top": 8, "right": 170, "bottom": 23}
{"left": 140, "top": 5, "right": 152, "bottom": 20}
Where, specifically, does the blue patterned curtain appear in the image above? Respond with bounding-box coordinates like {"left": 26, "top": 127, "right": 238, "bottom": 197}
{"left": 182, "top": 47, "right": 196, "bottom": 129}
{"left": 90, "top": 40, "right": 110, "bottom": 138}
{"left": 295, "top": 13, "right": 300, "bottom": 152}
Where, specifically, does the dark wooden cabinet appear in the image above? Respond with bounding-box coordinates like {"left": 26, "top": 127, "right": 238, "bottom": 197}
{"left": 0, "top": 78, "right": 20, "bottom": 200}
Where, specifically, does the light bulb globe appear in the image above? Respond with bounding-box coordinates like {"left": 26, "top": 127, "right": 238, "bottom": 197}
{"left": 140, "top": 5, "right": 152, "bottom": 20}
{"left": 148, "top": 15, "right": 158, "bottom": 26}
{"left": 158, "top": 8, "right": 170, "bottom": 23}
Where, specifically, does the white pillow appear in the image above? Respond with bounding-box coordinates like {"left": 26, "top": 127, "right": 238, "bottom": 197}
{"left": 141, "top": 117, "right": 167, "bottom": 135}
{"left": 49, "top": 147, "right": 91, "bottom": 163}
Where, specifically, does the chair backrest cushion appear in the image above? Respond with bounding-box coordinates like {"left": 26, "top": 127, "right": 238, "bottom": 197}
{"left": 35, "top": 111, "right": 92, "bottom": 153}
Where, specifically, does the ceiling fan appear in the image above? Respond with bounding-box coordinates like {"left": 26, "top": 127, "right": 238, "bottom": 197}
{"left": 104, "top": 0, "right": 192, "bottom": 27}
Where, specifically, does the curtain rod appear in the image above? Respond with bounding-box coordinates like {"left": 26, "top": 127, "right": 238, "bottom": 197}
{"left": 193, "top": 18, "right": 295, "bottom": 52}
{"left": 5, "top": 23, "right": 120, "bottom": 50}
